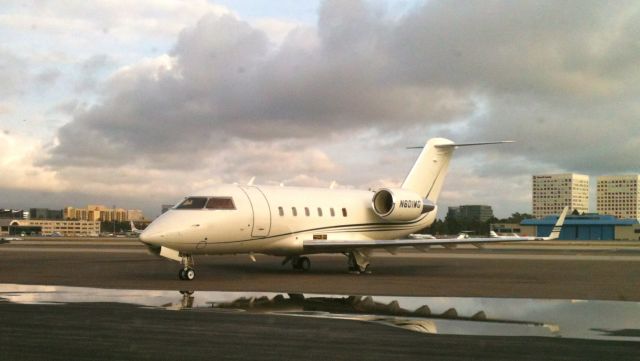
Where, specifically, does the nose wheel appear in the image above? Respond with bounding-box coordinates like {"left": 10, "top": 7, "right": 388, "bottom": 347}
{"left": 179, "top": 267, "right": 195, "bottom": 280}
{"left": 178, "top": 254, "right": 196, "bottom": 281}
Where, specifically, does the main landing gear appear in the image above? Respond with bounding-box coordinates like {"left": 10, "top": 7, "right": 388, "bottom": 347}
{"left": 282, "top": 256, "right": 311, "bottom": 271}
{"left": 178, "top": 254, "right": 195, "bottom": 281}
{"left": 347, "top": 251, "right": 371, "bottom": 274}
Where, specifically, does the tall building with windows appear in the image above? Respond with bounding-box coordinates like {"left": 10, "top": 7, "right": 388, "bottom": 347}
{"left": 532, "top": 173, "right": 589, "bottom": 218}
{"left": 597, "top": 175, "right": 640, "bottom": 220}
{"left": 63, "top": 205, "right": 143, "bottom": 222}
{"left": 447, "top": 205, "right": 494, "bottom": 222}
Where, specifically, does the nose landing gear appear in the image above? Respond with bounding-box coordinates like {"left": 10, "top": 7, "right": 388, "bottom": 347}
{"left": 179, "top": 267, "right": 195, "bottom": 280}
{"left": 178, "top": 254, "right": 195, "bottom": 281}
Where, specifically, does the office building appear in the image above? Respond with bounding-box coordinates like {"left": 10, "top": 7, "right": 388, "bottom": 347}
{"left": 29, "top": 208, "right": 63, "bottom": 220}
{"left": 0, "top": 209, "right": 28, "bottom": 219}
{"left": 127, "top": 209, "right": 145, "bottom": 221}
{"left": 532, "top": 173, "right": 589, "bottom": 218}
{"left": 597, "top": 175, "right": 640, "bottom": 220}
{"left": 63, "top": 205, "right": 144, "bottom": 222}
{"left": 447, "top": 205, "right": 494, "bottom": 222}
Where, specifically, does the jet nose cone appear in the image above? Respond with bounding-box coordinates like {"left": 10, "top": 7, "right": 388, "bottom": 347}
{"left": 139, "top": 229, "right": 162, "bottom": 246}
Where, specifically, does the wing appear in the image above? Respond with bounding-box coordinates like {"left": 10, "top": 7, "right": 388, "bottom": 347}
{"left": 303, "top": 235, "right": 532, "bottom": 253}
{"left": 304, "top": 206, "right": 568, "bottom": 253}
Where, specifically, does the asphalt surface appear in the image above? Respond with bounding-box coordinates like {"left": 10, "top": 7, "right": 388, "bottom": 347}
{"left": 2, "top": 301, "right": 638, "bottom": 361}
{"left": 0, "top": 239, "right": 639, "bottom": 300}
{"left": 1, "top": 238, "right": 639, "bottom": 360}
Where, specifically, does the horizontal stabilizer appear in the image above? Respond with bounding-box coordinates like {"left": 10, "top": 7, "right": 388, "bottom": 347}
{"left": 407, "top": 141, "right": 514, "bottom": 149}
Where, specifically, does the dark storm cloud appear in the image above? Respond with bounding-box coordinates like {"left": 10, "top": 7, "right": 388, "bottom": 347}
{"left": 47, "top": 0, "right": 640, "bottom": 175}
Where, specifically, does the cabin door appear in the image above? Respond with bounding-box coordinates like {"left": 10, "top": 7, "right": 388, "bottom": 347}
{"left": 241, "top": 186, "right": 272, "bottom": 237}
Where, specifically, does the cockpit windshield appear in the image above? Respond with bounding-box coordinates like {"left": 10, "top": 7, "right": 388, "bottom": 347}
{"left": 176, "top": 197, "right": 208, "bottom": 209}
{"left": 175, "top": 196, "right": 235, "bottom": 210}
{"left": 206, "top": 197, "right": 235, "bottom": 210}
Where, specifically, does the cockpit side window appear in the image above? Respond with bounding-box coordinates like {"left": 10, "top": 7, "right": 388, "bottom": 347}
{"left": 176, "top": 197, "right": 208, "bottom": 209}
{"left": 206, "top": 197, "right": 236, "bottom": 210}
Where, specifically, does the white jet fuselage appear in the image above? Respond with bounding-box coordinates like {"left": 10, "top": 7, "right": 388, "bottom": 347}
{"left": 140, "top": 184, "right": 436, "bottom": 256}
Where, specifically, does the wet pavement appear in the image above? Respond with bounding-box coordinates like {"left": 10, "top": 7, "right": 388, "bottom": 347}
{"left": 1, "top": 283, "right": 638, "bottom": 342}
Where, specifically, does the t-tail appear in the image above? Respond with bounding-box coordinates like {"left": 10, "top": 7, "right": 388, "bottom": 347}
{"left": 401, "top": 138, "right": 514, "bottom": 202}
{"left": 545, "top": 206, "right": 568, "bottom": 240}
{"left": 130, "top": 221, "right": 142, "bottom": 234}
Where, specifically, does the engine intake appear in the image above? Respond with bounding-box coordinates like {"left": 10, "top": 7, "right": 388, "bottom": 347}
{"left": 371, "top": 188, "right": 434, "bottom": 221}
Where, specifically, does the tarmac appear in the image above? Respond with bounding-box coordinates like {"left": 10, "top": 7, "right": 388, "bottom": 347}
{"left": 1, "top": 237, "right": 639, "bottom": 300}
{"left": 1, "top": 237, "right": 639, "bottom": 360}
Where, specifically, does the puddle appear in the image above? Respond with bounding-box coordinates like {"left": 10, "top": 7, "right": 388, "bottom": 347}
{"left": 0, "top": 283, "right": 638, "bottom": 342}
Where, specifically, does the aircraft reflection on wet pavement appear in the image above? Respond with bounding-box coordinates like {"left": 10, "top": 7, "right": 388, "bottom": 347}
{"left": 1, "top": 284, "right": 639, "bottom": 341}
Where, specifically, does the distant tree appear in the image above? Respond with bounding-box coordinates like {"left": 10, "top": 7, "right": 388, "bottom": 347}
{"left": 572, "top": 208, "right": 580, "bottom": 216}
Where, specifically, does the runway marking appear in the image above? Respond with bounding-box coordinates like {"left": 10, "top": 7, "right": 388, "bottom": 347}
{"left": 0, "top": 247, "right": 147, "bottom": 254}
{"left": 1, "top": 246, "right": 640, "bottom": 261}
{"left": 10, "top": 241, "right": 141, "bottom": 246}
{"left": 367, "top": 252, "right": 640, "bottom": 262}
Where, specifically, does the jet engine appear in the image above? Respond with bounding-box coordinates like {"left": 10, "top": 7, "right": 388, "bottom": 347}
{"left": 371, "top": 188, "right": 435, "bottom": 221}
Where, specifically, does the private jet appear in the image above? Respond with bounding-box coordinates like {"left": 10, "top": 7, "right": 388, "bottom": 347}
{"left": 140, "top": 137, "right": 567, "bottom": 280}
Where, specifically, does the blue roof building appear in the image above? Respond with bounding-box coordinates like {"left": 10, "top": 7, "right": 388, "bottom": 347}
{"left": 521, "top": 214, "right": 639, "bottom": 241}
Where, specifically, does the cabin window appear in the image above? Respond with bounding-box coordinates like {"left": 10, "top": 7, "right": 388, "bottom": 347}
{"left": 330, "top": 208, "right": 335, "bottom": 217}
{"left": 304, "top": 207, "right": 310, "bottom": 216}
{"left": 278, "top": 207, "right": 284, "bottom": 216}
{"left": 292, "top": 207, "right": 298, "bottom": 216}
{"left": 206, "top": 197, "right": 235, "bottom": 210}
{"left": 342, "top": 208, "right": 347, "bottom": 217}
{"left": 176, "top": 197, "right": 207, "bottom": 209}
{"left": 317, "top": 208, "right": 323, "bottom": 217}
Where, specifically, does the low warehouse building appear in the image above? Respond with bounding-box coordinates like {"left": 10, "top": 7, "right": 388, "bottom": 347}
{"left": 521, "top": 214, "right": 640, "bottom": 241}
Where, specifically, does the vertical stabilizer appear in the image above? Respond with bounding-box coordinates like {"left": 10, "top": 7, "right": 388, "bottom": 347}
{"left": 401, "top": 138, "right": 455, "bottom": 202}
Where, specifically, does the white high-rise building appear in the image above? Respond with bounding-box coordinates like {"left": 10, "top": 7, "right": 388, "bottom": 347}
{"left": 532, "top": 173, "right": 589, "bottom": 218}
{"left": 597, "top": 175, "right": 640, "bottom": 220}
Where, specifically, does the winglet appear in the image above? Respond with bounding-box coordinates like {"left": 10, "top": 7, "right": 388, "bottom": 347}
{"left": 546, "top": 206, "right": 568, "bottom": 240}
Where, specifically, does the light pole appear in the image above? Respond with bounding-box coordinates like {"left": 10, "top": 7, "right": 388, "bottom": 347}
{"left": 113, "top": 204, "right": 116, "bottom": 236}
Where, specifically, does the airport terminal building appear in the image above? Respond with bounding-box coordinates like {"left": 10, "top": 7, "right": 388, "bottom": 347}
{"left": 521, "top": 214, "right": 640, "bottom": 241}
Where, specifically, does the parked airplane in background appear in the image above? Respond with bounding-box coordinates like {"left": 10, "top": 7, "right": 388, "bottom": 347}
{"left": 140, "top": 137, "right": 565, "bottom": 281}
{"left": 488, "top": 215, "right": 568, "bottom": 241}
{"left": 130, "top": 221, "right": 143, "bottom": 235}
{"left": 0, "top": 236, "right": 22, "bottom": 244}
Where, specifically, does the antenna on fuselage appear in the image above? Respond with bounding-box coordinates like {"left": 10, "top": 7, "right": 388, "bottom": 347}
{"left": 329, "top": 181, "right": 337, "bottom": 189}
{"left": 247, "top": 176, "right": 256, "bottom": 186}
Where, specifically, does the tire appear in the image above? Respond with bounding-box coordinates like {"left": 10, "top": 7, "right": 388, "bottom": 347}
{"left": 300, "top": 257, "right": 311, "bottom": 271}
{"left": 178, "top": 269, "right": 186, "bottom": 280}
{"left": 185, "top": 268, "right": 195, "bottom": 280}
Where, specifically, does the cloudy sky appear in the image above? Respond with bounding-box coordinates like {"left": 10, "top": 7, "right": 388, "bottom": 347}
{"left": 1, "top": 0, "right": 639, "bottom": 219}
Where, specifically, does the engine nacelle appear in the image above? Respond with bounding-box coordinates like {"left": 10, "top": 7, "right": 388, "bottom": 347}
{"left": 371, "top": 188, "right": 435, "bottom": 222}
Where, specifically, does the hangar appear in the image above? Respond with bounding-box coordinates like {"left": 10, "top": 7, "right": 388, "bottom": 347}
{"left": 521, "top": 214, "right": 640, "bottom": 241}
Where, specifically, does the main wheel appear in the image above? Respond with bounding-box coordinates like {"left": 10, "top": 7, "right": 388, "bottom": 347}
{"left": 292, "top": 257, "right": 301, "bottom": 270}
{"left": 299, "top": 257, "right": 311, "bottom": 271}
{"left": 178, "top": 268, "right": 186, "bottom": 280}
